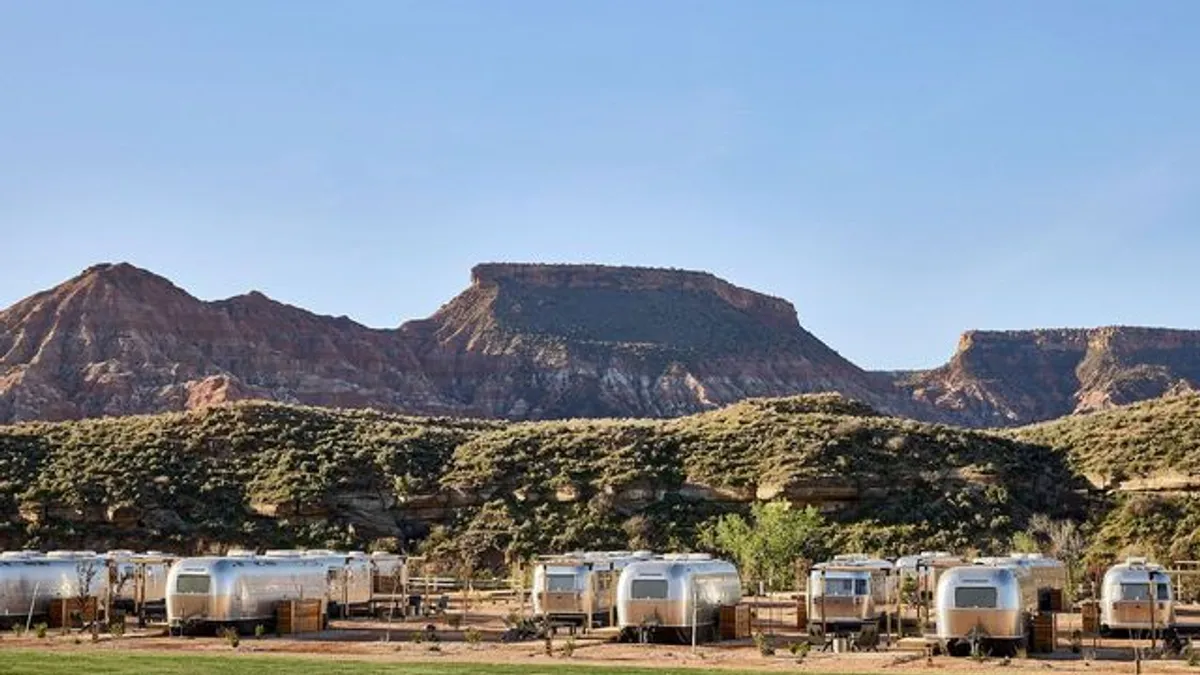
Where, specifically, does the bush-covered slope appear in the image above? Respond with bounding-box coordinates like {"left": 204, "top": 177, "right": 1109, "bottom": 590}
{"left": 1011, "top": 393, "right": 1200, "bottom": 565}
{"left": 434, "top": 396, "right": 1087, "bottom": 566}
{"left": 0, "top": 404, "right": 496, "bottom": 552}
{"left": 0, "top": 394, "right": 1090, "bottom": 565}
{"left": 1012, "top": 393, "right": 1200, "bottom": 480}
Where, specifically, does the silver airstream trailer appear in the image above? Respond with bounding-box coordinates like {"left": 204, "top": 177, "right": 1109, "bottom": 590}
{"left": 976, "top": 553, "right": 1067, "bottom": 611}
{"left": 896, "top": 552, "right": 963, "bottom": 595}
{"left": 291, "top": 550, "right": 374, "bottom": 617}
{"left": 0, "top": 551, "right": 107, "bottom": 624}
{"left": 807, "top": 554, "right": 896, "bottom": 638}
{"left": 533, "top": 550, "right": 653, "bottom": 628}
{"left": 895, "top": 552, "right": 963, "bottom": 627}
{"left": 106, "top": 550, "right": 176, "bottom": 618}
{"left": 1100, "top": 557, "right": 1176, "bottom": 636}
{"left": 369, "top": 552, "right": 407, "bottom": 595}
{"left": 934, "top": 563, "right": 1035, "bottom": 656}
{"left": 616, "top": 554, "right": 741, "bottom": 643}
{"left": 166, "top": 553, "right": 332, "bottom": 633}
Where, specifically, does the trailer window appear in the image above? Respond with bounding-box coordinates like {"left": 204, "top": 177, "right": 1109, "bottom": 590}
{"left": 630, "top": 579, "right": 668, "bottom": 600}
{"left": 175, "top": 574, "right": 210, "bottom": 594}
{"left": 823, "top": 578, "right": 865, "bottom": 597}
{"left": 546, "top": 575, "right": 576, "bottom": 593}
{"left": 954, "top": 587, "right": 997, "bottom": 608}
{"left": 1158, "top": 584, "right": 1171, "bottom": 601}
{"left": 1120, "top": 584, "right": 1151, "bottom": 601}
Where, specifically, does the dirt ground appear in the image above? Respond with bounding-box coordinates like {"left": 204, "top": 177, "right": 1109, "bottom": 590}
{"left": 2, "top": 595, "right": 1196, "bottom": 674}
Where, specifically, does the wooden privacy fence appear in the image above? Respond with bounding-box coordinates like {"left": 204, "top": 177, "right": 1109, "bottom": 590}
{"left": 48, "top": 597, "right": 98, "bottom": 629}
{"left": 1081, "top": 601, "right": 1100, "bottom": 634}
{"left": 719, "top": 604, "right": 751, "bottom": 640}
{"left": 1030, "top": 612, "right": 1056, "bottom": 654}
{"left": 276, "top": 599, "right": 324, "bottom": 634}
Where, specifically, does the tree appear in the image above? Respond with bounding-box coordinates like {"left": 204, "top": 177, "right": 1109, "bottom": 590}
{"left": 74, "top": 558, "right": 102, "bottom": 641}
{"left": 1013, "top": 514, "right": 1088, "bottom": 600}
{"left": 702, "top": 500, "right": 826, "bottom": 591}
{"left": 1010, "top": 530, "right": 1041, "bottom": 554}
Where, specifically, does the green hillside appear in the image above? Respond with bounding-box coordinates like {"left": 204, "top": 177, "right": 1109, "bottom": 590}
{"left": 0, "top": 394, "right": 1089, "bottom": 566}
{"left": 1013, "top": 392, "right": 1200, "bottom": 480}
{"left": 1011, "top": 393, "right": 1200, "bottom": 563}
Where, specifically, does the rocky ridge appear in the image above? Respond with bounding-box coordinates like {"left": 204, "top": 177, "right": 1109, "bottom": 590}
{"left": 0, "top": 262, "right": 890, "bottom": 423}
{"left": 898, "top": 327, "right": 1200, "bottom": 426}
{"left": 2, "top": 261, "right": 1199, "bottom": 426}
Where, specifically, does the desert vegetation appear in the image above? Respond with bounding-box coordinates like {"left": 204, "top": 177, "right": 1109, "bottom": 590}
{"left": 0, "top": 393, "right": 1102, "bottom": 571}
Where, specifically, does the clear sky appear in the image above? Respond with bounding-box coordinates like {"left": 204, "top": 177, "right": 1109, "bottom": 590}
{"left": 2, "top": 1, "right": 1198, "bottom": 370}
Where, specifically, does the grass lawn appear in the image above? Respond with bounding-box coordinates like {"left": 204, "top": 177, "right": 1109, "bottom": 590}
{"left": 0, "top": 649, "right": 798, "bottom": 675}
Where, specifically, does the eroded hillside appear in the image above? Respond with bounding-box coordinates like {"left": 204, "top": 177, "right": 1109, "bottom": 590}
{"left": 0, "top": 394, "right": 1087, "bottom": 565}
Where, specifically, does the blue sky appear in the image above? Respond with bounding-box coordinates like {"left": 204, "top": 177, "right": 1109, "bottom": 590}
{"left": 1, "top": 1, "right": 1198, "bottom": 369}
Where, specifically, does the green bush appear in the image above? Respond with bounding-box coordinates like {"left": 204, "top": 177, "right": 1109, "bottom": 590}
{"left": 753, "top": 631, "right": 775, "bottom": 657}
{"left": 0, "top": 393, "right": 1103, "bottom": 565}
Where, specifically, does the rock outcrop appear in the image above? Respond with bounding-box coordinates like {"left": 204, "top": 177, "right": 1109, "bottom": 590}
{"left": 3, "top": 262, "right": 1199, "bottom": 427}
{"left": 0, "top": 262, "right": 890, "bottom": 423}
{"left": 0, "top": 263, "right": 442, "bottom": 422}
{"left": 897, "top": 327, "right": 1200, "bottom": 426}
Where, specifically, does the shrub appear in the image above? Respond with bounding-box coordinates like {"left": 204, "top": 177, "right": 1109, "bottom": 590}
{"left": 788, "top": 641, "right": 811, "bottom": 657}
{"left": 222, "top": 627, "right": 240, "bottom": 649}
{"left": 464, "top": 626, "right": 483, "bottom": 648}
{"left": 254, "top": 624, "right": 266, "bottom": 639}
{"left": 109, "top": 621, "right": 125, "bottom": 639}
{"left": 34, "top": 623, "right": 48, "bottom": 639}
{"left": 753, "top": 631, "right": 775, "bottom": 657}
{"left": 409, "top": 630, "right": 424, "bottom": 644}
{"left": 561, "top": 637, "right": 576, "bottom": 658}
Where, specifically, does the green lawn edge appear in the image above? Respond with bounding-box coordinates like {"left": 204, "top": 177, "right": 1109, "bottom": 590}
{"left": 0, "top": 648, "right": 836, "bottom": 675}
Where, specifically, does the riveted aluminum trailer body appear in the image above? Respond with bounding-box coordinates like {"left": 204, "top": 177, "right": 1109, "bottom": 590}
{"left": 0, "top": 551, "right": 107, "bottom": 621}
{"left": 807, "top": 554, "right": 896, "bottom": 636}
{"left": 533, "top": 550, "right": 652, "bottom": 627}
{"left": 166, "top": 555, "right": 330, "bottom": 630}
{"left": 1100, "top": 558, "right": 1175, "bottom": 634}
{"left": 935, "top": 563, "right": 1035, "bottom": 654}
{"left": 616, "top": 555, "right": 740, "bottom": 642}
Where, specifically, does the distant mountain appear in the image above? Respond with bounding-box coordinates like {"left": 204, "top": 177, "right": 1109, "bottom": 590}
{"left": 2, "top": 262, "right": 1198, "bottom": 426}
{"left": 0, "top": 262, "right": 890, "bottom": 423}
{"left": 895, "top": 327, "right": 1200, "bottom": 427}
